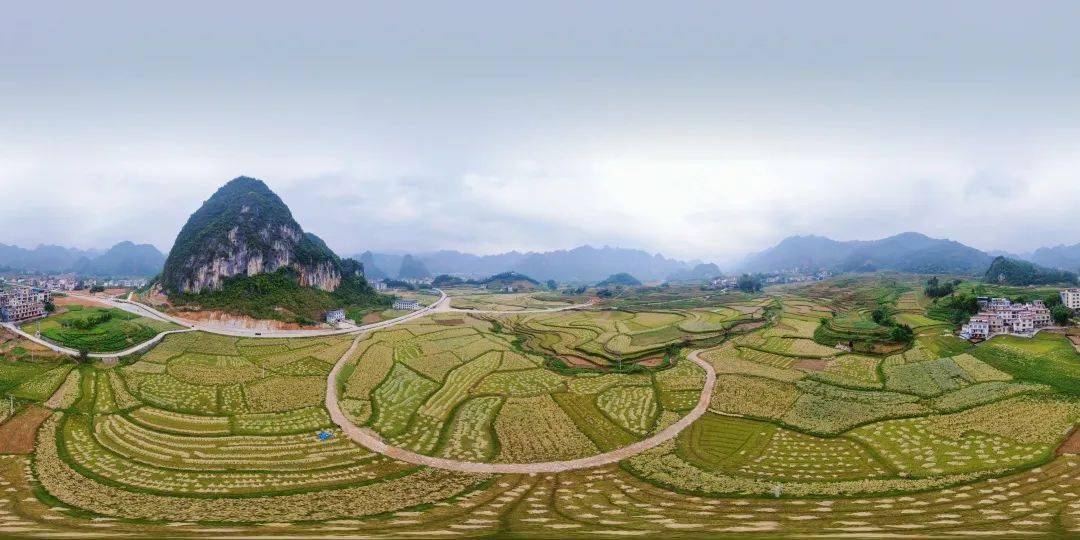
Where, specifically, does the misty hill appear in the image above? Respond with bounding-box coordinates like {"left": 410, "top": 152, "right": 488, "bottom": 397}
{"left": 0, "top": 242, "right": 164, "bottom": 276}
{"left": 72, "top": 241, "right": 165, "bottom": 277}
{"left": 162, "top": 176, "right": 385, "bottom": 322}
{"left": 667, "top": 263, "right": 722, "bottom": 283}
{"left": 597, "top": 272, "right": 642, "bottom": 287}
{"left": 742, "top": 232, "right": 993, "bottom": 275}
{"left": 1028, "top": 243, "right": 1080, "bottom": 272}
{"left": 983, "top": 256, "right": 1078, "bottom": 286}
{"left": 358, "top": 251, "right": 388, "bottom": 280}
{"left": 354, "top": 245, "right": 694, "bottom": 283}
{"left": 397, "top": 255, "right": 431, "bottom": 280}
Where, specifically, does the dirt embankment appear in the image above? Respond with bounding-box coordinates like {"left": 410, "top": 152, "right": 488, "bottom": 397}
{"left": 169, "top": 310, "right": 315, "bottom": 331}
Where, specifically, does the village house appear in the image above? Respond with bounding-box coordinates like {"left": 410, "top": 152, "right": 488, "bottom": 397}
{"left": 393, "top": 298, "right": 420, "bottom": 310}
{"left": 325, "top": 309, "right": 346, "bottom": 325}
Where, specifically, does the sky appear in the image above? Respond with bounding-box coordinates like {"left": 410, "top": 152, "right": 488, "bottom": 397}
{"left": 4, "top": 1, "right": 1080, "bottom": 267}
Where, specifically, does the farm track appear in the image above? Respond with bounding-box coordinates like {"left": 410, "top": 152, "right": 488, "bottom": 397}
{"left": 326, "top": 339, "right": 718, "bottom": 473}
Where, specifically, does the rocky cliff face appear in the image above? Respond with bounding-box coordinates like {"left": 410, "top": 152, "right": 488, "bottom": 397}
{"left": 162, "top": 176, "right": 342, "bottom": 294}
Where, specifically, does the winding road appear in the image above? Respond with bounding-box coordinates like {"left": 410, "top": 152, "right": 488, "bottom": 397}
{"left": 325, "top": 334, "right": 719, "bottom": 474}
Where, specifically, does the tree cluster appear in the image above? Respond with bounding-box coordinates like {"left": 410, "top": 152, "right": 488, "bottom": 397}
{"left": 923, "top": 276, "right": 961, "bottom": 298}
{"left": 736, "top": 273, "right": 763, "bottom": 293}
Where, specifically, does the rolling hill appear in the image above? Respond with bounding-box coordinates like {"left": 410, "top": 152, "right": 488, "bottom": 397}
{"left": 741, "top": 232, "right": 994, "bottom": 275}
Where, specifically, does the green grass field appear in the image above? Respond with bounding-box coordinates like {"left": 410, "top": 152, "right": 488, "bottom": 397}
{"left": 26, "top": 306, "right": 181, "bottom": 352}
{"left": 970, "top": 333, "right": 1080, "bottom": 395}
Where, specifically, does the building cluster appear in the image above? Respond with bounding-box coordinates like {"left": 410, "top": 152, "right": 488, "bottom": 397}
{"left": 959, "top": 297, "right": 1052, "bottom": 341}
{"left": 0, "top": 274, "right": 147, "bottom": 292}
{"left": 707, "top": 270, "right": 831, "bottom": 291}
{"left": 0, "top": 287, "right": 51, "bottom": 323}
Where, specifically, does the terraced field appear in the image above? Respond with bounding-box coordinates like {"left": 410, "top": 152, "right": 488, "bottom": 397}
{"left": 335, "top": 315, "right": 707, "bottom": 463}
{"left": 506, "top": 306, "right": 761, "bottom": 368}
{"left": 1, "top": 277, "right": 1078, "bottom": 538}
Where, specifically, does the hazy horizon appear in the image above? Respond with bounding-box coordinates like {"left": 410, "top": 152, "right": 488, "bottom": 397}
{"left": 5, "top": 1, "right": 1080, "bottom": 262}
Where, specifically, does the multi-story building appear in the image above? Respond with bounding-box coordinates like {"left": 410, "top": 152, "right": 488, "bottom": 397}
{"left": 393, "top": 298, "right": 420, "bottom": 310}
{"left": 959, "top": 315, "right": 990, "bottom": 340}
{"left": 325, "top": 309, "right": 346, "bottom": 325}
{"left": 0, "top": 287, "right": 50, "bottom": 322}
{"left": 1062, "top": 288, "right": 1080, "bottom": 310}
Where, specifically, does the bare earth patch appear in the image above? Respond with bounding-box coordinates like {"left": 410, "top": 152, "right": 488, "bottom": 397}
{"left": 0, "top": 406, "right": 52, "bottom": 453}
{"left": 729, "top": 320, "right": 766, "bottom": 333}
{"left": 361, "top": 312, "right": 384, "bottom": 324}
{"left": 436, "top": 318, "right": 465, "bottom": 326}
{"left": 1057, "top": 427, "right": 1080, "bottom": 455}
{"left": 793, "top": 358, "right": 828, "bottom": 372}
{"left": 53, "top": 295, "right": 109, "bottom": 308}
{"left": 561, "top": 355, "right": 603, "bottom": 368}
{"left": 636, "top": 356, "right": 664, "bottom": 367}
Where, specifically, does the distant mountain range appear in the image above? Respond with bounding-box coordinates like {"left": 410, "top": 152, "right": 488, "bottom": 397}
{"left": 0, "top": 241, "right": 164, "bottom": 277}
{"left": 740, "top": 232, "right": 995, "bottom": 275}
{"left": 353, "top": 246, "right": 698, "bottom": 284}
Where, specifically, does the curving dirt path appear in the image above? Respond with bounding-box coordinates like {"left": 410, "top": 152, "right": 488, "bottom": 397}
{"left": 325, "top": 340, "right": 717, "bottom": 474}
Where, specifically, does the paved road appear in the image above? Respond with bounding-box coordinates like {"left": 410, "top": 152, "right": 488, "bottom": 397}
{"left": 325, "top": 341, "right": 718, "bottom": 474}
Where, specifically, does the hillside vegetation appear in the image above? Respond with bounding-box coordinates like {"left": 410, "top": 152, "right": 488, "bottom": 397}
{"left": 983, "top": 256, "right": 1078, "bottom": 286}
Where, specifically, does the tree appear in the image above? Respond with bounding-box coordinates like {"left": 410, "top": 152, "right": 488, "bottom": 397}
{"left": 736, "top": 274, "right": 762, "bottom": 293}
{"left": 1051, "top": 305, "right": 1072, "bottom": 326}
{"left": 77, "top": 349, "right": 90, "bottom": 364}
{"left": 44, "top": 300, "right": 55, "bottom": 313}
{"left": 545, "top": 279, "right": 557, "bottom": 290}
{"left": 871, "top": 307, "right": 890, "bottom": 325}
{"left": 889, "top": 324, "right": 914, "bottom": 343}
{"left": 1045, "top": 293, "right": 1063, "bottom": 308}
{"left": 89, "top": 284, "right": 106, "bottom": 293}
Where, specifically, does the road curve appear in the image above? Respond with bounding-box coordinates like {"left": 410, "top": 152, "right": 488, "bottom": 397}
{"left": 1, "top": 323, "right": 196, "bottom": 359}
{"left": 325, "top": 340, "right": 718, "bottom": 474}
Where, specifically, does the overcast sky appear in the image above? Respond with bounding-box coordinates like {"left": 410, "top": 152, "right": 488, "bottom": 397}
{"left": 3, "top": 1, "right": 1080, "bottom": 265}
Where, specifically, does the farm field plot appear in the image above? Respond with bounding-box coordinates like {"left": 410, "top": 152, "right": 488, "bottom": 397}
{"left": 337, "top": 312, "right": 705, "bottom": 462}
{"left": 15, "top": 328, "right": 455, "bottom": 516}
{"left": 24, "top": 305, "right": 181, "bottom": 352}
{"left": 447, "top": 290, "right": 575, "bottom": 311}
{"left": 511, "top": 306, "right": 750, "bottom": 366}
